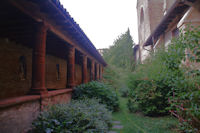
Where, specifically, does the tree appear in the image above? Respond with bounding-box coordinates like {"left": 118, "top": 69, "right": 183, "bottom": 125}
{"left": 103, "top": 28, "right": 135, "bottom": 70}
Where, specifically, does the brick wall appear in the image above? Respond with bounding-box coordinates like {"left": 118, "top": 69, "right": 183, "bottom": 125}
{"left": 75, "top": 64, "right": 82, "bottom": 85}
{"left": 87, "top": 68, "right": 91, "bottom": 82}
{"left": 0, "top": 39, "right": 32, "bottom": 100}
{"left": 0, "top": 39, "right": 72, "bottom": 100}
{"left": 41, "top": 90, "right": 72, "bottom": 108}
{"left": 46, "top": 54, "right": 67, "bottom": 89}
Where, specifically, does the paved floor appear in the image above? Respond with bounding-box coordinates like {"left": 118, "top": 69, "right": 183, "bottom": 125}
{"left": 108, "top": 121, "right": 124, "bottom": 133}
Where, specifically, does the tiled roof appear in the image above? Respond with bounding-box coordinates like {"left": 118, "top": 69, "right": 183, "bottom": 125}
{"left": 49, "top": 0, "right": 107, "bottom": 65}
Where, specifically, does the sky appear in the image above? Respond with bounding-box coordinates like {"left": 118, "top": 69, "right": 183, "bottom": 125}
{"left": 60, "top": 0, "right": 138, "bottom": 49}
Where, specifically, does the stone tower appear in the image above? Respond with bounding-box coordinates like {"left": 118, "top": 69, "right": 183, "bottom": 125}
{"left": 137, "top": 0, "right": 164, "bottom": 61}
{"left": 137, "top": 0, "right": 175, "bottom": 61}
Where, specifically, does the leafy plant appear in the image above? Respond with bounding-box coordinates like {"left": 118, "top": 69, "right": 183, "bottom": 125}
{"left": 167, "top": 26, "right": 200, "bottom": 132}
{"left": 127, "top": 48, "right": 173, "bottom": 116}
{"left": 127, "top": 26, "right": 200, "bottom": 132}
{"left": 119, "top": 86, "right": 129, "bottom": 97}
{"left": 72, "top": 81, "right": 119, "bottom": 112}
{"left": 31, "top": 98, "right": 112, "bottom": 133}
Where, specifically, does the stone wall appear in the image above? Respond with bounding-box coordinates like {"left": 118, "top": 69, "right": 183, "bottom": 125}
{"left": 178, "top": 7, "right": 200, "bottom": 30}
{"left": 137, "top": 0, "right": 165, "bottom": 45}
{"left": 0, "top": 89, "right": 72, "bottom": 133}
{"left": 0, "top": 98, "right": 40, "bottom": 133}
{"left": 137, "top": 0, "right": 151, "bottom": 45}
{"left": 137, "top": 0, "right": 165, "bottom": 62}
{"left": 164, "top": 0, "right": 176, "bottom": 14}
{"left": 148, "top": 0, "right": 164, "bottom": 32}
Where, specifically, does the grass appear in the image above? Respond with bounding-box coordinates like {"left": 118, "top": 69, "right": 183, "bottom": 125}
{"left": 112, "top": 97, "right": 178, "bottom": 133}
{"left": 103, "top": 65, "right": 178, "bottom": 133}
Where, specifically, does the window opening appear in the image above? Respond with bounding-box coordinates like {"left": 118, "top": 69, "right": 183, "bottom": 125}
{"left": 56, "top": 64, "right": 60, "bottom": 80}
{"left": 140, "top": 8, "right": 144, "bottom": 24}
{"left": 19, "top": 56, "right": 27, "bottom": 80}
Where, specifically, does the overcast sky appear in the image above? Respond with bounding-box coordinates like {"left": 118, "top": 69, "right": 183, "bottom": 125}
{"left": 60, "top": 0, "right": 138, "bottom": 49}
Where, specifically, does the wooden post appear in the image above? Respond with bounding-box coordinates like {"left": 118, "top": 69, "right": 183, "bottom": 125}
{"left": 102, "top": 67, "right": 104, "bottom": 78}
{"left": 30, "top": 22, "right": 47, "bottom": 94}
{"left": 67, "top": 46, "right": 75, "bottom": 88}
{"left": 82, "top": 55, "right": 87, "bottom": 83}
{"left": 99, "top": 65, "right": 103, "bottom": 80}
{"left": 96, "top": 64, "right": 100, "bottom": 80}
{"left": 91, "top": 60, "right": 95, "bottom": 80}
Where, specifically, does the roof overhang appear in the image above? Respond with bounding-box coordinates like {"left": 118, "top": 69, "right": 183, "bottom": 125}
{"left": 143, "top": 0, "right": 196, "bottom": 47}
{"left": 6, "top": 0, "right": 107, "bottom": 66}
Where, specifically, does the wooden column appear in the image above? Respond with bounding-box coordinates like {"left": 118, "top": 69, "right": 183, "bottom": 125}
{"left": 99, "top": 65, "right": 101, "bottom": 80}
{"left": 91, "top": 60, "right": 95, "bottom": 80}
{"left": 30, "top": 23, "right": 47, "bottom": 94}
{"left": 96, "top": 63, "right": 100, "bottom": 80}
{"left": 99, "top": 65, "right": 103, "bottom": 80}
{"left": 82, "top": 55, "right": 87, "bottom": 83}
{"left": 102, "top": 67, "right": 104, "bottom": 79}
{"left": 67, "top": 46, "right": 75, "bottom": 88}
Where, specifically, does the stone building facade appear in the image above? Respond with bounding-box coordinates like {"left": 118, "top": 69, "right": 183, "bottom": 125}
{"left": 0, "top": 0, "right": 106, "bottom": 132}
{"left": 136, "top": 0, "right": 200, "bottom": 62}
{"left": 137, "top": 0, "right": 166, "bottom": 61}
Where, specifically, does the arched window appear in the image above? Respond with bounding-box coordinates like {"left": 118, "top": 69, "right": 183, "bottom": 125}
{"left": 56, "top": 64, "right": 60, "bottom": 80}
{"left": 140, "top": 7, "right": 144, "bottom": 25}
{"left": 19, "top": 56, "right": 26, "bottom": 80}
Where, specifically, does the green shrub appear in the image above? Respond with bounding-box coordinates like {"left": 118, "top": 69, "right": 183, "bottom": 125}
{"left": 119, "top": 87, "right": 129, "bottom": 97}
{"left": 72, "top": 81, "right": 119, "bottom": 112}
{"left": 128, "top": 79, "right": 170, "bottom": 116}
{"left": 102, "top": 65, "right": 119, "bottom": 89}
{"left": 127, "top": 48, "right": 173, "bottom": 116}
{"left": 31, "top": 99, "right": 112, "bottom": 133}
{"left": 167, "top": 26, "right": 200, "bottom": 132}
{"left": 127, "top": 26, "right": 200, "bottom": 132}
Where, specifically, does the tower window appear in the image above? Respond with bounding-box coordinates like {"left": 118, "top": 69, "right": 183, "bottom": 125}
{"left": 56, "top": 64, "right": 60, "bottom": 80}
{"left": 140, "top": 8, "right": 144, "bottom": 24}
{"left": 19, "top": 56, "right": 26, "bottom": 80}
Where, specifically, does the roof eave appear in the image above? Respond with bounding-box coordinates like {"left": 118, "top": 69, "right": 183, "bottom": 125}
{"left": 143, "top": 0, "right": 195, "bottom": 47}
{"left": 49, "top": 0, "right": 107, "bottom": 66}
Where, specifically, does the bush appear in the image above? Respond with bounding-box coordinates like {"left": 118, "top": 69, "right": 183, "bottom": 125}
{"left": 102, "top": 65, "right": 119, "bottom": 89}
{"left": 128, "top": 79, "right": 170, "bottom": 116}
{"left": 31, "top": 99, "right": 112, "bottom": 133}
{"left": 167, "top": 26, "right": 200, "bottom": 132}
{"left": 127, "top": 49, "right": 173, "bottom": 116}
{"left": 119, "top": 87, "right": 129, "bottom": 97}
{"left": 72, "top": 81, "right": 119, "bottom": 112}
{"left": 127, "top": 26, "right": 200, "bottom": 132}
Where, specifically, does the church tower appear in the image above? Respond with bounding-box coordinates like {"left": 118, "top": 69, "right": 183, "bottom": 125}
{"left": 137, "top": 0, "right": 165, "bottom": 61}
